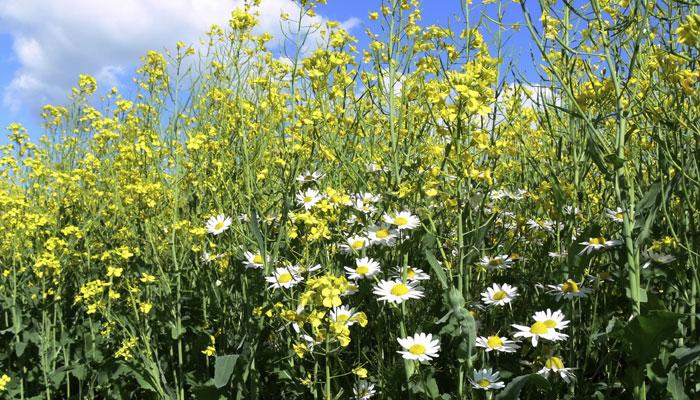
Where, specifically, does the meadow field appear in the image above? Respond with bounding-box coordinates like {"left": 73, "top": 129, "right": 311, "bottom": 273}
{"left": 0, "top": 0, "right": 699, "bottom": 398}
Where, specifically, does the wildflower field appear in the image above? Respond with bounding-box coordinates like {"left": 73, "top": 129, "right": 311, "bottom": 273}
{"left": 1, "top": 0, "right": 699, "bottom": 398}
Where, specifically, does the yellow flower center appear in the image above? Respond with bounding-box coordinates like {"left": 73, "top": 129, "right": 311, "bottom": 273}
{"left": 394, "top": 216, "right": 409, "bottom": 226}
{"left": 355, "top": 265, "right": 369, "bottom": 275}
{"left": 492, "top": 290, "right": 507, "bottom": 300}
{"left": 561, "top": 279, "right": 580, "bottom": 293}
{"left": 489, "top": 258, "right": 503, "bottom": 266}
{"left": 304, "top": 196, "right": 313, "bottom": 203}
{"left": 616, "top": 212, "right": 624, "bottom": 220}
{"left": 530, "top": 322, "right": 549, "bottom": 335}
{"left": 406, "top": 268, "right": 416, "bottom": 278}
{"left": 390, "top": 283, "right": 410, "bottom": 296}
{"left": 545, "top": 356, "right": 565, "bottom": 370}
{"left": 253, "top": 254, "right": 264, "bottom": 264}
{"left": 214, "top": 221, "right": 225, "bottom": 230}
{"left": 408, "top": 344, "right": 426, "bottom": 355}
{"left": 543, "top": 319, "right": 557, "bottom": 328}
{"left": 478, "top": 378, "right": 491, "bottom": 388}
{"left": 376, "top": 228, "right": 390, "bottom": 239}
{"left": 351, "top": 239, "right": 365, "bottom": 250}
{"left": 590, "top": 237, "right": 607, "bottom": 245}
{"left": 486, "top": 336, "right": 503, "bottom": 349}
{"left": 337, "top": 314, "right": 349, "bottom": 322}
{"left": 277, "top": 273, "right": 293, "bottom": 284}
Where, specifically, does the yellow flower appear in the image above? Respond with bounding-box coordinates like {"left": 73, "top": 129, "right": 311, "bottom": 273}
{"left": 293, "top": 343, "right": 308, "bottom": 358}
{"left": 352, "top": 367, "right": 368, "bottom": 378}
{"left": 0, "top": 374, "right": 10, "bottom": 391}
{"left": 139, "top": 302, "right": 153, "bottom": 314}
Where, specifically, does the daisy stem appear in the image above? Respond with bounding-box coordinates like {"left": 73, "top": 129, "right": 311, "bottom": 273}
{"left": 325, "top": 337, "right": 331, "bottom": 400}
{"left": 399, "top": 303, "right": 415, "bottom": 388}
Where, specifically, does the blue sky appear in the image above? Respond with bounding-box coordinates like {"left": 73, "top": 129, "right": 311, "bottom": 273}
{"left": 0, "top": 0, "right": 539, "bottom": 144}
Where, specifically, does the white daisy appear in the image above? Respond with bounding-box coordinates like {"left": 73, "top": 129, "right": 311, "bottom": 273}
{"left": 354, "top": 192, "right": 381, "bottom": 204}
{"left": 265, "top": 266, "right": 303, "bottom": 289}
{"left": 480, "top": 283, "right": 518, "bottom": 306}
{"left": 373, "top": 279, "right": 424, "bottom": 304}
{"left": 243, "top": 251, "right": 268, "bottom": 269}
{"left": 397, "top": 333, "right": 440, "bottom": 362}
{"left": 538, "top": 356, "right": 576, "bottom": 383}
{"left": 296, "top": 188, "right": 323, "bottom": 210}
{"left": 532, "top": 309, "right": 570, "bottom": 331}
{"left": 394, "top": 266, "right": 430, "bottom": 281}
{"left": 383, "top": 210, "right": 420, "bottom": 231}
{"left": 578, "top": 237, "right": 622, "bottom": 255}
{"left": 547, "top": 280, "right": 592, "bottom": 300}
{"left": 353, "top": 199, "right": 377, "bottom": 214}
{"left": 353, "top": 380, "right": 376, "bottom": 400}
{"left": 329, "top": 305, "right": 362, "bottom": 326}
{"left": 563, "top": 205, "right": 580, "bottom": 216}
{"left": 367, "top": 225, "right": 398, "bottom": 246}
{"left": 470, "top": 368, "right": 505, "bottom": 391}
{"left": 512, "top": 312, "right": 569, "bottom": 347}
{"left": 200, "top": 251, "right": 224, "bottom": 263}
{"left": 641, "top": 251, "right": 676, "bottom": 269}
{"left": 340, "top": 235, "right": 369, "bottom": 254}
{"left": 296, "top": 170, "right": 324, "bottom": 183}
{"left": 605, "top": 207, "right": 625, "bottom": 223}
{"left": 527, "top": 218, "right": 556, "bottom": 232}
{"left": 344, "top": 257, "right": 381, "bottom": 280}
{"left": 547, "top": 251, "right": 568, "bottom": 259}
{"left": 205, "top": 214, "right": 232, "bottom": 235}
{"left": 479, "top": 255, "right": 513, "bottom": 270}
{"left": 475, "top": 335, "right": 519, "bottom": 353}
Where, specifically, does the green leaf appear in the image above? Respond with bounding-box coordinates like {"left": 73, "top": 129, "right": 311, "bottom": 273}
{"left": 495, "top": 373, "right": 550, "bottom": 400}
{"left": 666, "top": 365, "right": 689, "bottom": 400}
{"left": 214, "top": 354, "right": 240, "bottom": 389}
{"left": 604, "top": 153, "right": 625, "bottom": 169}
{"left": 624, "top": 311, "right": 682, "bottom": 364}
{"left": 425, "top": 249, "right": 448, "bottom": 290}
{"left": 669, "top": 344, "right": 700, "bottom": 369}
{"left": 424, "top": 376, "right": 440, "bottom": 399}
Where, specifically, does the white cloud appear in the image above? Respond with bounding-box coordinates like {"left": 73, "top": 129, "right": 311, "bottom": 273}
{"left": 0, "top": 0, "right": 359, "bottom": 114}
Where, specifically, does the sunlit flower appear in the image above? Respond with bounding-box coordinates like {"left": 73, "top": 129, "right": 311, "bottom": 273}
{"left": 538, "top": 356, "right": 576, "bottom": 383}
{"left": 243, "top": 251, "right": 268, "bottom": 269}
{"left": 532, "top": 309, "right": 570, "bottom": 331}
{"left": 563, "top": 205, "right": 580, "bottom": 216}
{"left": 205, "top": 214, "right": 232, "bottom": 235}
{"left": 547, "top": 251, "right": 567, "bottom": 259}
{"left": 353, "top": 380, "right": 376, "bottom": 400}
{"left": 641, "top": 250, "right": 676, "bottom": 269}
{"left": 397, "top": 333, "right": 440, "bottom": 362}
{"left": 344, "top": 257, "right": 381, "bottom": 280}
{"left": 265, "top": 266, "right": 303, "bottom": 289}
{"left": 481, "top": 283, "right": 518, "bottom": 306}
{"left": 373, "top": 279, "right": 424, "bottom": 304}
{"left": 353, "top": 199, "right": 377, "bottom": 214}
{"left": 354, "top": 192, "right": 381, "bottom": 204}
{"left": 393, "top": 266, "right": 430, "bottom": 281}
{"left": 383, "top": 210, "right": 420, "bottom": 230}
{"left": 329, "top": 305, "right": 366, "bottom": 326}
{"left": 605, "top": 207, "right": 625, "bottom": 223}
{"left": 475, "top": 335, "right": 519, "bottom": 353}
{"left": 367, "top": 225, "right": 398, "bottom": 246}
{"left": 296, "top": 170, "right": 324, "bottom": 183}
{"left": 469, "top": 368, "right": 505, "bottom": 391}
{"left": 479, "top": 255, "right": 513, "bottom": 270}
{"left": 340, "top": 235, "right": 369, "bottom": 254}
{"left": 578, "top": 237, "right": 622, "bottom": 255}
{"left": 512, "top": 311, "right": 569, "bottom": 346}
{"left": 296, "top": 188, "right": 323, "bottom": 210}
{"left": 547, "top": 279, "right": 592, "bottom": 300}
